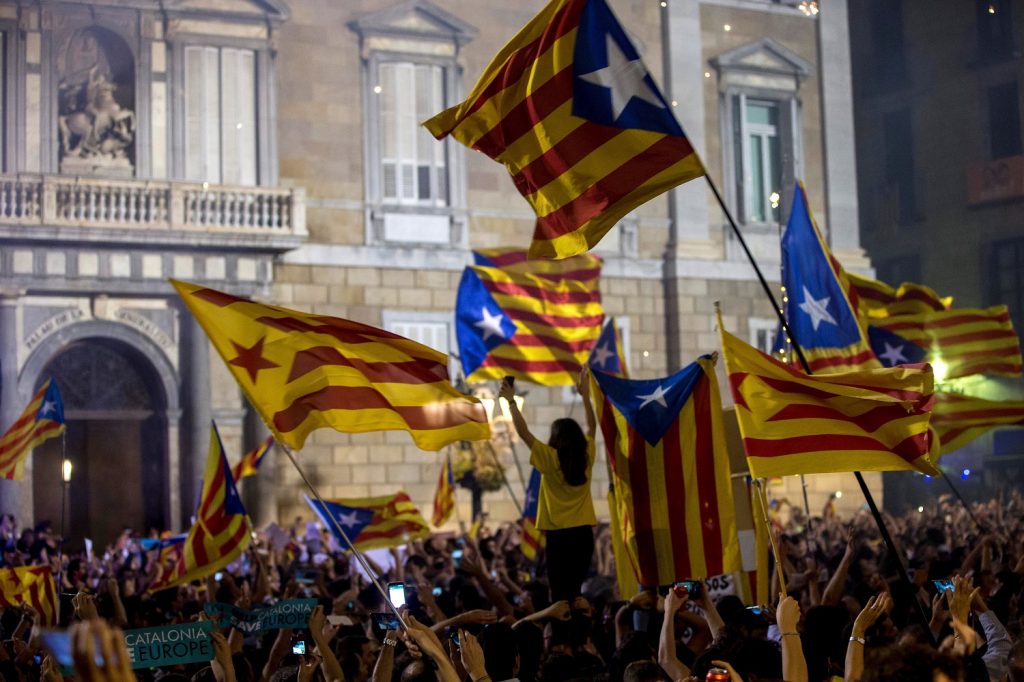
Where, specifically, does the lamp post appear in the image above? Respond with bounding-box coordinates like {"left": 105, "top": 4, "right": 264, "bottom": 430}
{"left": 57, "top": 459, "right": 72, "bottom": 597}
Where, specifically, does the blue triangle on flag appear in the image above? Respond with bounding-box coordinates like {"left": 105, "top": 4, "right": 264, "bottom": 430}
{"left": 522, "top": 468, "right": 541, "bottom": 519}
{"left": 588, "top": 318, "right": 621, "bottom": 374}
{"left": 592, "top": 359, "right": 706, "bottom": 446}
{"left": 867, "top": 326, "right": 927, "bottom": 367}
{"left": 37, "top": 380, "right": 65, "bottom": 424}
{"left": 305, "top": 496, "right": 374, "bottom": 546}
{"left": 212, "top": 422, "right": 247, "bottom": 516}
{"left": 455, "top": 268, "right": 518, "bottom": 377}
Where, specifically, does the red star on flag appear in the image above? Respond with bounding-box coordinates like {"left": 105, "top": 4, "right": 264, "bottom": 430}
{"left": 228, "top": 337, "right": 279, "bottom": 383}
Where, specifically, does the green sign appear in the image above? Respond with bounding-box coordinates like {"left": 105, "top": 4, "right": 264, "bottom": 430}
{"left": 204, "top": 598, "right": 317, "bottom": 633}
{"left": 123, "top": 621, "right": 215, "bottom": 669}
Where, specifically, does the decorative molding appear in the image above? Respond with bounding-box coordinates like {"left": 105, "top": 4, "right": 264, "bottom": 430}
{"left": 349, "top": 0, "right": 477, "bottom": 50}
{"left": 711, "top": 37, "right": 813, "bottom": 81}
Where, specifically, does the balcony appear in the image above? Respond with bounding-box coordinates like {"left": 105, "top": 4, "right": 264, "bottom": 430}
{"left": 0, "top": 174, "right": 306, "bottom": 249}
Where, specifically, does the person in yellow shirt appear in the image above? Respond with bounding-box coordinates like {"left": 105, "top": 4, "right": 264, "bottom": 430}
{"left": 498, "top": 371, "right": 597, "bottom": 602}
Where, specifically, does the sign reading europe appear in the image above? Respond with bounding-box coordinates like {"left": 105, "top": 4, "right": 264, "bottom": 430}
{"left": 204, "top": 598, "right": 317, "bottom": 633}
{"left": 124, "top": 621, "right": 215, "bottom": 669}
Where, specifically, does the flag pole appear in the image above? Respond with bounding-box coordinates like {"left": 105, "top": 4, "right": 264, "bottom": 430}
{"left": 703, "top": 180, "right": 937, "bottom": 643}
{"left": 752, "top": 479, "right": 785, "bottom": 597}
{"left": 56, "top": 429, "right": 68, "bottom": 622}
{"left": 280, "top": 445, "right": 407, "bottom": 629}
{"left": 939, "top": 471, "right": 986, "bottom": 532}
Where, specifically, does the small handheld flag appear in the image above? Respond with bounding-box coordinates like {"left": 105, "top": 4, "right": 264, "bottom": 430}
{"left": 431, "top": 453, "right": 456, "bottom": 527}
{"left": 588, "top": 317, "right": 628, "bottom": 376}
{"left": 520, "top": 468, "right": 544, "bottom": 561}
{"left": 232, "top": 435, "right": 274, "bottom": 482}
{"left": 424, "top": 0, "right": 704, "bottom": 259}
{"left": 307, "top": 493, "right": 430, "bottom": 552}
{"left": 0, "top": 380, "right": 65, "bottom": 480}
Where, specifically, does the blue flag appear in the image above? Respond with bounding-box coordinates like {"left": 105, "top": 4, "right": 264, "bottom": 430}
{"left": 588, "top": 317, "right": 626, "bottom": 376}
{"left": 304, "top": 496, "right": 375, "bottom": 547}
{"left": 455, "top": 267, "right": 518, "bottom": 377}
{"left": 868, "top": 325, "right": 927, "bottom": 367}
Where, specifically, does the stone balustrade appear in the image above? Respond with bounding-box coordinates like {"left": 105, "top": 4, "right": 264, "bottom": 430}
{"left": 0, "top": 174, "right": 306, "bottom": 237}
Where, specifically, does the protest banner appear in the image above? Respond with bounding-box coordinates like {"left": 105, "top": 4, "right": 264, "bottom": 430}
{"left": 123, "top": 621, "right": 215, "bottom": 669}
{"left": 204, "top": 598, "right": 317, "bottom": 633}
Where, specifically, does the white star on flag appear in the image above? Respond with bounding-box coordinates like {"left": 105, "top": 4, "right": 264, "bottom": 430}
{"left": 338, "top": 510, "right": 363, "bottom": 530}
{"left": 590, "top": 342, "right": 614, "bottom": 369}
{"left": 578, "top": 34, "right": 664, "bottom": 121}
{"left": 637, "top": 384, "right": 671, "bottom": 410}
{"left": 797, "top": 285, "right": 838, "bottom": 332}
{"left": 879, "top": 342, "right": 909, "bottom": 366}
{"left": 475, "top": 307, "right": 507, "bottom": 342}
{"left": 40, "top": 400, "right": 56, "bottom": 417}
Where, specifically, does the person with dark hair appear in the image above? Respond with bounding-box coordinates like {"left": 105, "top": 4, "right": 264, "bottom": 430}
{"left": 500, "top": 371, "right": 596, "bottom": 602}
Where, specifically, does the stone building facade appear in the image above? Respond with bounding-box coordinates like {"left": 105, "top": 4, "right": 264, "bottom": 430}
{"left": 0, "top": 0, "right": 869, "bottom": 543}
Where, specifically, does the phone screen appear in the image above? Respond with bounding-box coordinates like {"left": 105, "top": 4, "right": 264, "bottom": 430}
{"left": 933, "top": 578, "right": 955, "bottom": 593}
{"left": 295, "top": 569, "right": 318, "bottom": 585}
{"left": 432, "top": 586, "right": 443, "bottom": 597}
{"left": 40, "top": 630, "right": 102, "bottom": 668}
{"left": 292, "top": 641, "right": 306, "bottom": 655}
{"left": 452, "top": 549, "right": 463, "bottom": 568}
{"left": 388, "top": 582, "right": 406, "bottom": 609}
{"left": 371, "top": 612, "right": 402, "bottom": 631}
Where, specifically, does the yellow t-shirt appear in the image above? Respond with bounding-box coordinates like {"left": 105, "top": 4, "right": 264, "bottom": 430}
{"left": 530, "top": 439, "right": 597, "bottom": 531}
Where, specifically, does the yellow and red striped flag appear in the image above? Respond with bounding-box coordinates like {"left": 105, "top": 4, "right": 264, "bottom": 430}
{"left": 932, "top": 393, "right": 1024, "bottom": 454}
{"left": 847, "top": 271, "right": 952, "bottom": 319}
{"left": 424, "top": 0, "right": 704, "bottom": 259}
{"left": 868, "top": 306, "right": 1022, "bottom": 380}
{"left": 171, "top": 280, "right": 490, "bottom": 451}
{"left": 232, "top": 435, "right": 274, "bottom": 482}
{"left": 719, "top": 318, "right": 940, "bottom": 477}
{"left": 456, "top": 264, "right": 604, "bottom": 385}
{"left": 591, "top": 356, "right": 741, "bottom": 587}
{"left": 148, "top": 424, "right": 252, "bottom": 592}
{"left": 308, "top": 492, "right": 430, "bottom": 552}
{"left": 520, "top": 467, "right": 545, "bottom": 561}
{"left": 0, "top": 566, "right": 57, "bottom": 626}
{"left": 0, "top": 380, "right": 64, "bottom": 480}
{"left": 432, "top": 453, "right": 456, "bottom": 527}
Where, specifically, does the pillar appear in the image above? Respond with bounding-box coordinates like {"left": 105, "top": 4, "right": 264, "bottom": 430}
{"left": 0, "top": 292, "right": 23, "bottom": 516}
{"left": 181, "top": 314, "right": 211, "bottom": 525}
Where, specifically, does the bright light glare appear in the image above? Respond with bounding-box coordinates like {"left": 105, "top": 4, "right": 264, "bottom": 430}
{"left": 932, "top": 359, "right": 949, "bottom": 383}
{"left": 834, "top": 490, "right": 842, "bottom": 499}
{"left": 917, "top": 506, "right": 924, "bottom": 513}
{"left": 62, "top": 459, "right": 73, "bottom": 483}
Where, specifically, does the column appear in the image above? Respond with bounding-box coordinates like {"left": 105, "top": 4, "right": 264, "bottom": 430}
{"left": 0, "top": 292, "right": 23, "bottom": 516}
{"left": 818, "top": 0, "right": 863, "bottom": 255}
{"left": 242, "top": 405, "right": 275, "bottom": 526}
{"left": 181, "top": 314, "right": 211, "bottom": 526}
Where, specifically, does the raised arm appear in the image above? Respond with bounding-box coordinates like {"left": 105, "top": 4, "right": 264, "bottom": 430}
{"left": 776, "top": 596, "right": 808, "bottom": 682}
{"left": 822, "top": 538, "right": 855, "bottom": 606}
{"left": 577, "top": 367, "right": 597, "bottom": 441}
{"left": 659, "top": 589, "right": 691, "bottom": 681}
{"left": 845, "top": 593, "right": 890, "bottom": 682}
{"left": 498, "top": 379, "right": 536, "bottom": 449}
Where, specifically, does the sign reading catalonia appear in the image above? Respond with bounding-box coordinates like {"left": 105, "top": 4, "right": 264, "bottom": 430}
{"left": 204, "top": 598, "right": 317, "bottom": 633}
{"left": 124, "top": 621, "right": 215, "bottom": 669}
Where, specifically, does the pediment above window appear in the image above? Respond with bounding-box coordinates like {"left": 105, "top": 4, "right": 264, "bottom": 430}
{"left": 160, "top": 0, "right": 289, "bottom": 22}
{"left": 350, "top": 0, "right": 477, "bottom": 55}
{"left": 711, "top": 38, "right": 811, "bottom": 92}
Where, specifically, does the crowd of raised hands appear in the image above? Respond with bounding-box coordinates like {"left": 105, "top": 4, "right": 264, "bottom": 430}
{"left": 0, "top": 488, "right": 1021, "bottom": 681}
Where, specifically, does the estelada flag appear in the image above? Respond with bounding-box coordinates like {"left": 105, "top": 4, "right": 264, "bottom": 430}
{"left": 932, "top": 393, "right": 1024, "bottom": 454}
{"left": 847, "top": 271, "right": 951, "bottom": 319}
{"left": 233, "top": 435, "right": 274, "bottom": 482}
{"left": 172, "top": 280, "right": 490, "bottom": 451}
{"left": 520, "top": 467, "right": 545, "bottom": 561}
{"left": 0, "top": 379, "right": 65, "bottom": 480}
{"left": 307, "top": 492, "right": 430, "bottom": 552}
{"left": 431, "top": 452, "right": 456, "bottom": 527}
{"left": 591, "top": 357, "right": 741, "bottom": 587}
{"left": 0, "top": 566, "right": 57, "bottom": 626}
{"left": 148, "top": 423, "right": 252, "bottom": 592}
{"left": 424, "top": 0, "right": 704, "bottom": 259}
{"left": 455, "top": 265, "right": 603, "bottom": 385}
{"left": 719, "top": 316, "right": 940, "bottom": 477}
{"left": 474, "top": 248, "right": 602, "bottom": 285}
{"left": 589, "top": 316, "right": 628, "bottom": 377}
{"left": 868, "top": 306, "right": 1022, "bottom": 380}
{"left": 781, "top": 182, "right": 880, "bottom": 373}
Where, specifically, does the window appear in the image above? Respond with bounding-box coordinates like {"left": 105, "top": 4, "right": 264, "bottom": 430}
{"left": 0, "top": 30, "right": 6, "bottom": 172}
{"left": 877, "top": 255, "right": 921, "bottom": 285}
{"left": 381, "top": 310, "right": 456, "bottom": 376}
{"left": 869, "top": 0, "right": 907, "bottom": 89}
{"left": 184, "top": 46, "right": 256, "bottom": 185}
{"left": 989, "top": 82, "right": 1022, "bottom": 159}
{"left": 882, "top": 108, "right": 917, "bottom": 225}
{"left": 976, "top": 0, "right": 1015, "bottom": 61}
{"left": 378, "top": 62, "right": 448, "bottom": 206}
{"left": 740, "top": 98, "right": 782, "bottom": 224}
{"left": 992, "top": 237, "right": 1024, "bottom": 341}
{"left": 749, "top": 317, "right": 780, "bottom": 355}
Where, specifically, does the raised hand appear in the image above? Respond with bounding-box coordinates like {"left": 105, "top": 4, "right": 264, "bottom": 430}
{"left": 852, "top": 593, "right": 891, "bottom": 638}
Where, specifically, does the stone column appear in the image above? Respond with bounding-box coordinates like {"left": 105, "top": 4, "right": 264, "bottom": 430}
{"left": 0, "top": 292, "right": 23, "bottom": 517}
{"left": 181, "top": 315, "right": 211, "bottom": 525}
{"left": 242, "top": 405, "right": 275, "bottom": 526}
{"left": 818, "top": 0, "right": 863, "bottom": 257}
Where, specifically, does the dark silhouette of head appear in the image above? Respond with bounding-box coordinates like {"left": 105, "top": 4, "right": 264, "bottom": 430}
{"left": 548, "top": 418, "right": 588, "bottom": 486}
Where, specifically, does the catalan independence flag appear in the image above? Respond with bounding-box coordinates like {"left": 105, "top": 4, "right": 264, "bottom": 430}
{"left": 474, "top": 248, "right": 603, "bottom": 285}
{"left": 932, "top": 393, "right": 1024, "bottom": 454}
{"left": 455, "top": 265, "right": 604, "bottom": 385}
{"left": 432, "top": 452, "right": 456, "bottom": 527}
{"left": 0, "top": 380, "right": 64, "bottom": 480}
{"left": 232, "top": 435, "right": 274, "bottom": 482}
{"left": 148, "top": 424, "right": 252, "bottom": 592}
{"left": 868, "top": 307, "right": 1022, "bottom": 380}
{"left": 782, "top": 182, "right": 879, "bottom": 373}
{"left": 589, "top": 317, "right": 628, "bottom": 377}
{"left": 424, "top": 0, "right": 704, "bottom": 259}
{"left": 719, "top": 319, "right": 940, "bottom": 477}
{"left": 307, "top": 493, "right": 430, "bottom": 552}
{"left": 0, "top": 566, "right": 58, "bottom": 626}
{"left": 591, "top": 357, "right": 741, "bottom": 587}
{"left": 172, "top": 280, "right": 490, "bottom": 451}
{"left": 520, "top": 467, "right": 544, "bottom": 561}
{"left": 847, "top": 271, "right": 951, "bottom": 319}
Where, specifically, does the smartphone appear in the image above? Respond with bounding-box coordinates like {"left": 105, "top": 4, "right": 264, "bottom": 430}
{"left": 746, "top": 605, "right": 765, "bottom": 616}
{"left": 214, "top": 572, "right": 224, "bottom": 581}
{"left": 388, "top": 581, "right": 406, "bottom": 609}
{"left": 673, "top": 580, "right": 703, "bottom": 598}
{"left": 432, "top": 586, "right": 443, "bottom": 597}
{"left": 292, "top": 641, "right": 306, "bottom": 655}
{"left": 295, "top": 568, "right": 319, "bottom": 585}
{"left": 450, "top": 631, "right": 461, "bottom": 648}
{"left": 371, "top": 612, "right": 402, "bottom": 631}
{"left": 40, "top": 630, "right": 102, "bottom": 668}
{"left": 452, "top": 549, "right": 464, "bottom": 569}
{"left": 933, "top": 578, "right": 955, "bottom": 593}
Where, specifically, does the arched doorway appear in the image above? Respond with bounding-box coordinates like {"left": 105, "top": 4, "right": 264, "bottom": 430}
{"left": 32, "top": 338, "right": 168, "bottom": 546}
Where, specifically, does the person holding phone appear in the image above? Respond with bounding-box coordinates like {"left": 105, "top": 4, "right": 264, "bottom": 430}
{"left": 499, "top": 370, "right": 597, "bottom": 602}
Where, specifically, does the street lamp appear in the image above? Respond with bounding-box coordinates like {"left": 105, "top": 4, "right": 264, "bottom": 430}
{"left": 57, "top": 458, "right": 73, "bottom": 604}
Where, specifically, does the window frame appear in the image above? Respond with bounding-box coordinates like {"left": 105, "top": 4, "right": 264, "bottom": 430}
{"left": 991, "top": 237, "right": 1024, "bottom": 342}
{"left": 381, "top": 309, "right": 459, "bottom": 379}
{"left": 0, "top": 22, "right": 17, "bottom": 173}
{"left": 748, "top": 317, "right": 779, "bottom": 355}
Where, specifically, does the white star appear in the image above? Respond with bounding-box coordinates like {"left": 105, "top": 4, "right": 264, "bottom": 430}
{"left": 578, "top": 34, "right": 664, "bottom": 121}
{"left": 474, "top": 307, "right": 507, "bottom": 342}
{"left": 797, "top": 285, "right": 838, "bottom": 332}
{"left": 879, "top": 342, "right": 909, "bottom": 366}
{"left": 525, "top": 491, "right": 536, "bottom": 508}
{"left": 591, "top": 342, "right": 614, "bottom": 368}
{"left": 39, "top": 400, "right": 56, "bottom": 416}
{"left": 637, "top": 384, "right": 671, "bottom": 410}
{"left": 338, "top": 510, "right": 363, "bottom": 529}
